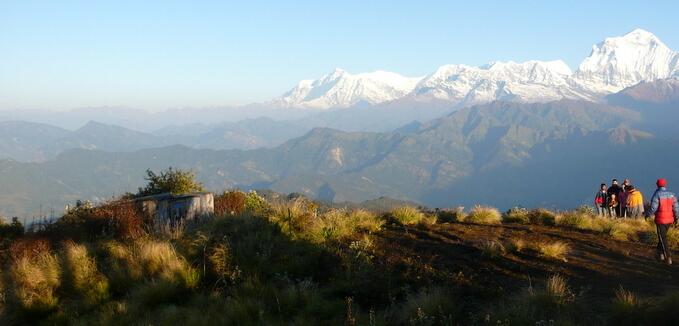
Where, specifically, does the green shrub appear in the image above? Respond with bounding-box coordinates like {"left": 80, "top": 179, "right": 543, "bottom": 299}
{"left": 466, "top": 206, "right": 502, "bottom": 225}
{"left": 137, "top": 167, "right": 204, "bottom": 196}
{"left": 244, "top": 191, "right": 269, "bottom": 213}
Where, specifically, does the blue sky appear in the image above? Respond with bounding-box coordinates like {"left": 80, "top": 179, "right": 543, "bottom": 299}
{"left": 1, "top": 0, "right": 678, "bottom": 111}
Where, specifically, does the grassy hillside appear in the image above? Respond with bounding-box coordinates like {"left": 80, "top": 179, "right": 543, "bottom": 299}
{"left": 2, "top": 193, "right": 679, "bottom": 325}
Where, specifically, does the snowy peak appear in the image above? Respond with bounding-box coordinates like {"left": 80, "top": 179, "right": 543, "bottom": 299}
{"left": 270, "top": 29, "right": 678, "bottom": 110}
{"left": 575, "top": 29, "right": 679, "bottom": 91}
{"left": 412, "top": 60, "right": 580, "bottom": 105}
{"left": 272, "top": 69, "right": 423, "bottom": 109}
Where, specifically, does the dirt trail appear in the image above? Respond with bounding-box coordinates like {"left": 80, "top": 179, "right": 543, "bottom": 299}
{"left": 374, "top": 222, "right": 679, "bottom": 305}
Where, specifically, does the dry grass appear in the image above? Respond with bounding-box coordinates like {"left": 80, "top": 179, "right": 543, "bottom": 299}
{"left": 466, "top": 206, "right": 502, "bottom": 225}
{"left": 507, "top": 238, "right": 527, "bottom": 252}
{"left": 8, "top": 248, "right": 61, "bottom": 312}
{"left": 544, "top": 274, "right": 572, "bottom": 304}
{"left": 480, "top": 240, "right": 505, "bottom": 258}
{"left": 614, "top": 285, "right": 638, "bottom": 308}
{"left": 537, "top": 241, "right": 570, "bottom": 261}
{"left": 391, "top": 206, "right": 435, "bottom": 225}
{"left": 63, "top": 242, "right": 109, "bottom": 305}
{"left": 528, "top": 208, "right": 558, "bottom": 226}
{"left": 137, "top": 240, "right": 197, "bottom": 286}
{"left": 308, "top": 208, "right": 384, "bottom": 243}
{"left": 503, "top": 207, "right": 530, "bottom": 224}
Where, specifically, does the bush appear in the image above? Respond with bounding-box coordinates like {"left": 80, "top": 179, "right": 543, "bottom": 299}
{"left": 0, "top": 217, "right": 24, "bottom": 239}
{"left": 503, "top": 207, "right": 530, "bottom": 224}
{"left": 244, "top": 191, "right": 269, "bottom": 213}
{"left": 528, "top": 209, "right": 558, "bottom": 226}
{"left": 390, "top": 206, "right": 434, "bottom": 225}
{"left": 466, "top": 206, "right": 502, "bottom": 225}
{"left": 138, "top": 167, "right": 204, "bottom": 196}
{"left": 214, "top": 190, "right": 246, "bottom": 216}
{"left": 436, "top": 207, "right": 465, "bottom": 223}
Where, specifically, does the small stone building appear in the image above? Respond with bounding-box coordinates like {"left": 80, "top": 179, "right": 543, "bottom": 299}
{"left": 136, "top": 192, "right": 214, "bottom": 226}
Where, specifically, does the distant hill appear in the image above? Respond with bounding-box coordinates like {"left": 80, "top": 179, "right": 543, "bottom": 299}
{"left": 2, "top": 99, "right": 665, "bottom": 217}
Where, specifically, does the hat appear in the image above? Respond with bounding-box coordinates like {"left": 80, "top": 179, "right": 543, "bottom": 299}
{"left": 657, "top": 178, "right": 667, "bottom": 187}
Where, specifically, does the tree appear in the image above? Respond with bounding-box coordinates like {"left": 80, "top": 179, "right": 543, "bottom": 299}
{"left": 137, "top": 167, "right": 204, "bottom": 196}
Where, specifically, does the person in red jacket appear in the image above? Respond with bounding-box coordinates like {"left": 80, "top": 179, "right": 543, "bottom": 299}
{"left": 646, "top": 178, "right": 679, "bottom": 265}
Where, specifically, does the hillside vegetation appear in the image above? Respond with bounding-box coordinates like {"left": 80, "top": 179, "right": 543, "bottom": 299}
{"left": 2, "top": 192, "right": 679, "bottom": 325}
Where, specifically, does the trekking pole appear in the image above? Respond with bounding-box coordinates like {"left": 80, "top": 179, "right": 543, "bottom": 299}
{"left": 657, "top": 224, "right": 670, "bottom": 263}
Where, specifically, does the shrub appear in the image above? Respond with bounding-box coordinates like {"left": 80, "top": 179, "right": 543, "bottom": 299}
{"left": 528, "top": 209, "right": 558, "bottom": 226}
{"left": 466, "top": 206, "right": 502, "bottom": 225}
{"left": 62, "top": 242, "right": 109, "bottom": 305}
{"left": 214, "top": 190, "right": 246, "bottom": 216}
{"left": 138, "top": 167, "right": 204, "bottom": 196}
{"left": 244, "top": 191, "right": 269, "bottom": 213}
{"left": 0, "top": 217, "right": 24, "bottom": 239}
{"left": 391, "top": 206, "right": 434, "bottom": 225}
{"left": 436, "top": 207, "right": 465, "bottom": 223}
{"left": 503, "top": 207, "right": 530, "bottom": 224}
{"left": 538, "top": 241, "right": 570, "bottom": 261}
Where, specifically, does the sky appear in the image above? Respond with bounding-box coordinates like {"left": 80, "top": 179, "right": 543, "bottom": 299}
{"left": 1, "top": 0, "right": 678, "bottom": 111}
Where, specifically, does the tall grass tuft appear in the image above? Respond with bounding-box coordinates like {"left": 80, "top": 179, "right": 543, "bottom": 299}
{"left": 538, "top": 241, "right": 570, "bottom": 261}
{"left": 391, "top": 206, "right": 435, "bottom": 225}
{"left": 480, "top": 240, "right": 505, "bottom": 258}
{"left": 393, "top": 287, "right": 459, "bottom": 325}
{"left": 62, "top": 241, "right": 109, "bottom": 305}
{"left": 8, "top": 245, "right": 61, "bottom": 313}
{"left": 528, "top": 208, "right": 558, "bottom": 226}
{"left": 466, "top": 206, "right": 502, "bottom": 225}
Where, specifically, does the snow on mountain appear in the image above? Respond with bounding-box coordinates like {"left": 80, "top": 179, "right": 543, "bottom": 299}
{"left": 574, "top": 29, "right": 679, "bottom": 93}
{"left": 409, "top": 60, "right": 593, "bottom": 106}
{"left": 271, "top": 29, "right": 678, "bottom": 109}
{"left": 270, "top": 68, "right": 423, "bottom": 109}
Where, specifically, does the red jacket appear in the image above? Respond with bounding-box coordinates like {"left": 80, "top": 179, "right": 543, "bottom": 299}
{"left": 648, "top": 187, "right": 679, "bottom": 224}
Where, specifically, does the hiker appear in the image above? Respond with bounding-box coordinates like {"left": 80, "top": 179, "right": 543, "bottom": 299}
{"left": 646, "top": 178, "right": 679, "bottom": 265}
{"left": 595, "top": 183, "right": 609, "bottom": 216}
{"left": 619, "top": 179, "right": 631, "bottom": 218}
{"left": 625, "top": 185, "right": 644, "bottom": 219}
{"left": 607, "top": 179, "right": 623, "bottom": 217}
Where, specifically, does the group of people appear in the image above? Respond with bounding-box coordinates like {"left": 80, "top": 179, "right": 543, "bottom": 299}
{"left": 595, "top": 178, "right": 679, "bottom": 265}
{"left": 594, "top": 178, "right": 644, "bottom": 218}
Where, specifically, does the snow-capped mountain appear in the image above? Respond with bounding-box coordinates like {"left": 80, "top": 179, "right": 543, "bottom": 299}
{"left": 409, "top": 60, "right": 593, "bottom": 105}
{"left": 575, "top": 29, "right": 679, "bottom": 93}
{"left": 270, "top": 68, "right": 423, "bottom": 109}
{"left": 271, "top": 29, "right": 679, "bottom": 109}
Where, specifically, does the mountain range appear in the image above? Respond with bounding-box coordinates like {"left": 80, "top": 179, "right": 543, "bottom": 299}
{"left": 2, "top": 29, "right": 679, "bottom": 217}
{"left": 271, "top": 29, "right": 679, "bottom": 109}
{"left": 3, "top": 78, "right": 679, "bottom": 217}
